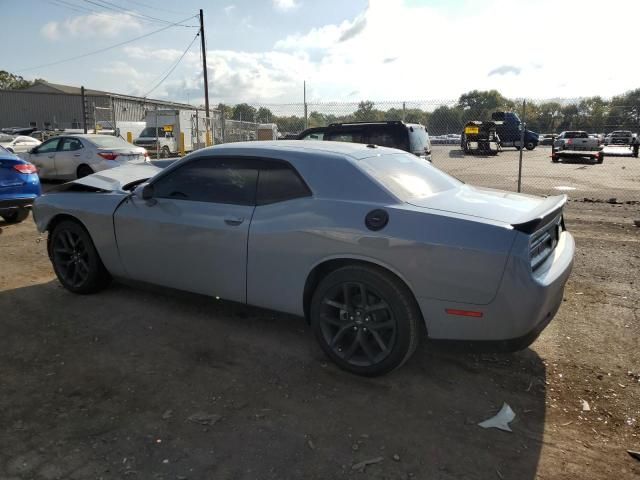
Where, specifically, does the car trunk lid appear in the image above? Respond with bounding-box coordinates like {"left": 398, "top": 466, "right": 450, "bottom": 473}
{"left": 407, "top": 184, "right": 566, "bottom": 229}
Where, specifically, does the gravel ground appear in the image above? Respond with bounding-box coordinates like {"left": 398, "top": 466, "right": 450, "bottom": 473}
{"left": 0, "top": 201, "right": 638, "bottom": 480}
{"left": 431, "top": 145, "right": 640, "bottom": 202}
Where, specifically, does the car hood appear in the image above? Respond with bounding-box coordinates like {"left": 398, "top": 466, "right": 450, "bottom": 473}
{"left": 408, "top": 184, "right": 566, "bottom": 226}
{"left": 69, "top": 162, "right": 162, "bottom": 192}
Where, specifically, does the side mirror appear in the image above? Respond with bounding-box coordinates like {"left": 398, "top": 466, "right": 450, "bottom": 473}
{"left": 133, "top": 182, "right": 154, "bottom": 201}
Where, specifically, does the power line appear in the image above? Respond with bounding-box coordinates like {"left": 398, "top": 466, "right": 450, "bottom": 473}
{"left": 142, "top": 32, "right": 199, "bottom": 98}
{"left": 14, "top": 15, "right": 198, "bottom": 73}
{"left": 82, "top": 0, "right": 197, "bottom": 27}
{"left": 46, "top": 0, "right": 96, "bottom": 14}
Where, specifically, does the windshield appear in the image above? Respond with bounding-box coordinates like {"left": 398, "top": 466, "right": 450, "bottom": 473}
{"left": 565, "top": 132, "right": 588, "bottom": 139}
{"left": 358, "top": 152, "right": 461, "bottom": 201}
{"left": 140, "top": 127, "right": 166, "bottom": 137}
{"left": 87, "top": 135, "right": 134, "bottom": 149}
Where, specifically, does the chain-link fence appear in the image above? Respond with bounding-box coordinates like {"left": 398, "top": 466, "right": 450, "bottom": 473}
{"left": 214, "top": 99, "right": 640, "bottom": 202}
{"left": 1, "top": 91, "right": 638, "bottom": 201}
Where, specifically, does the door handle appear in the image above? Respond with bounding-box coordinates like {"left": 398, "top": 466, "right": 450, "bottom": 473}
{"left": 73, "top": 153, "right": 81, "bottom": 157}
{"left": 48, "top": 154, "right": 55, "bottom": 158}
{"left": 224, "top": 216, "right": 244, "bottom": 226}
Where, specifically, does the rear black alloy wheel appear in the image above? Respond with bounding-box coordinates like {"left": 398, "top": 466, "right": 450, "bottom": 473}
{"left": 50, "top": 220, "right": 111, "bottom": 294}
{"left": 311, "top": 265, "right": 421, "bottom": 376}
{"left": 319, "top": 282, "right": 396, "bottom": 367}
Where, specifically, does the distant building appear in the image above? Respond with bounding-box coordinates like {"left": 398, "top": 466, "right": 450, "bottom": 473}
{"left": 0, "top": 81, "right": 207, "bottom": 131}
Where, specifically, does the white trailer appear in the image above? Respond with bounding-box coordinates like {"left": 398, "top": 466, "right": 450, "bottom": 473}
{"left": 134, "top": 109, "right": 206, "bottom": 157}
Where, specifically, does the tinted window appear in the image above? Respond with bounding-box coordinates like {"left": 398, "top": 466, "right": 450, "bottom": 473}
{"left": 565, "top": 131, "right": 588, "bottom": 139}
{"left": 36, "top": 138, "right": 60, "bottom": 154}
{"left": 153, "top": 157, "right": 258, "bottom": 205}
{"left": 324, "top": 131, "right": 366, "bottom": 143}
{"left": 61, "top": 138, "right": 83, "bottom": 151}
{"left": 367, "top": 129, "right": 407, "bottom": 150}
{"left": 359, "top": 152, "right": 461, "bottom": 201}
{"left": 257, "top": 163, "right": 311, "bottom": 205}
{"left": 301, "top": 132, "right": 324, "bottom": 140}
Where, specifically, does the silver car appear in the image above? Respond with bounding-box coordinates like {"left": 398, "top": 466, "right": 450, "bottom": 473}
{"left": 25, "top": 134, "right": 147, "bottom": 180}
{"left": 33, "top": 141, "right": 575, "bottom": 376}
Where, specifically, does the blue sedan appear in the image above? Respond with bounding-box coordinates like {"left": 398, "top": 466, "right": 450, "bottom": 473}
{"left": 0, "top": 146, "right": 41, "bottom": 223}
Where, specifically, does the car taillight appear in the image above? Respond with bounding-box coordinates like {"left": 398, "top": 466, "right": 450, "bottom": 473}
{"left": 98, "top": 152, "right": 118, "bottom": 160}
{"left": 14, "top": 163, "right": 37, "bottom": 174}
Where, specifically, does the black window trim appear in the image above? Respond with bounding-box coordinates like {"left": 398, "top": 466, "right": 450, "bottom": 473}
{"left": 148, "top": 154, "right": 313, "bottom": 207}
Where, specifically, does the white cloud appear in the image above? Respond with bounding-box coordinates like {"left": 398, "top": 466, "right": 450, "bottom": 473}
{"left": 224, "top": 5, "right": 236, "bottom": 15}
{"left": 76, "top": 0, "right": 640, "bottom": 104}
{"left": 41, "top": 12, "right": 142, "bottom": 41}
{"left": 272, "top": 0, "right": 298, "bottom": 12}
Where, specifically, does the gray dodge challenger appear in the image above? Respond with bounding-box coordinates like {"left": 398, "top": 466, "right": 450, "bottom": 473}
{"left": 33, "top": 141, "right": 575, "bottom": 376}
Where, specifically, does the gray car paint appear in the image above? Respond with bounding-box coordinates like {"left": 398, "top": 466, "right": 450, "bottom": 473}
{"left": 33, "top": 141, "right": 574, "bottom": 342}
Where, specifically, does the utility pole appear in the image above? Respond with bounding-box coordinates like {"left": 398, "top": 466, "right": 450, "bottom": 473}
{"left": 81, "top": 86, "right": 87, "bottom": 134}
{"left": 199, "top": 9, "right": 211, "bottom": 146}
{"left": 303, "top": 81, "right": 308, "bottom": 129}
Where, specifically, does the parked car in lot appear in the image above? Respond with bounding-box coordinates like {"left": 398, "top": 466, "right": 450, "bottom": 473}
{"left": 0, "top": 135, "right": 41, "bottom": 155}
{"left": 25, "top": 134, "right": 148, "bottom": 180}
{"left": 604, "top": 130, "right": 633, "bottom": 145}
{"left": 0, "top": 146, "right": 40, "bottom": 223}
{"left": 538, "top": 134, "right": 554, "bottom": 146}
{"left": 298, "top": 121, "right": 432, "bottom": 162}
{"left": 33, "top": 141, "right": 575, "bottom": 376}
{"left": 553, "top": 131, "right": 600, "bottom": 151}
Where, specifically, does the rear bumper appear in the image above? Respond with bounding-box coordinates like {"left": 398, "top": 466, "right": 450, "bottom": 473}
{"left": 0, "top": 196, "right": 36, "bottom": 212}
{"left": 417, "top": 231, "right": 575, "bottom": 346}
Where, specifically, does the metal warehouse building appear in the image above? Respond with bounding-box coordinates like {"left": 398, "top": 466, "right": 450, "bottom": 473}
{"left": 0, "top": 81, "right": 205, "bottom": 131}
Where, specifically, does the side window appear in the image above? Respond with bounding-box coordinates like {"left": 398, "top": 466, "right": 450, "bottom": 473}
{"left": 367, "top": 130, "right": 408, "bottom": 150}
{"left": 257, "top": 162, "right": 312, "bottom": 205}
{"left": 301, "top": 132, "right": 324, "bottom": 140}
{"left": 61, "top": 138, "right": 83, "bottom": 151}
{"left": 324, "top": 131, "right": 365, "bottom": 143}
{"left": 153, "top": 157, "right": 258, "bottom": 205}
{"left": 36, "top": 138, "right": 60, "bottom": 154}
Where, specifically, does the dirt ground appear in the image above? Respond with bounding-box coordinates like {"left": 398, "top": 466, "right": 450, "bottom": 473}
{"left": 0, "top": 201, "right": 638, "bottom": 480}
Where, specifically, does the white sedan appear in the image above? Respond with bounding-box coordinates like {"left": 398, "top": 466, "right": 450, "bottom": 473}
{"left": 0, "top": 135, "right": 41, "bottom": 155}
{"left": 25, "top": 134, "right": 148, "bottom": 180}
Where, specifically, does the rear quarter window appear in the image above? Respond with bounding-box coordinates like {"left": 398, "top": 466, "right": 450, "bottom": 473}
{"left": 257, "top": 163, "right": 311, "bottom": 205}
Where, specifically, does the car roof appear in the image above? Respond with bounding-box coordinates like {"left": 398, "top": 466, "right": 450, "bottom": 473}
{"left": 205, "top": 140, "right": 403, "bottom": 160}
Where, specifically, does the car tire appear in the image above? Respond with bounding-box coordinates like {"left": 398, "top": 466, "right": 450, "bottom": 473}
{"left": 525, "top": 142, "right": 536, "bottom": 150}
{"left": 161, "top": 146, "right": 171, "bottom": 158}
{"left": 310, "top": 265, "right": 421, "bottom": 376}
{"left": 77, "top": 164, "right": 93, "bottom": 178}
{"left": 1, "top": 208, "right": 29, "bottom": 224}
{"left": 49, "top": 220, "right": 111, "bottom": 294}
{"left": 597, "top": 155, "right": 604, "bottom": 164}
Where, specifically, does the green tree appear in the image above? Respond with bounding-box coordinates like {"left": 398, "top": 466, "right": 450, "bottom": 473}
{"left": 456, "top": 90, "right": 514, "bottom": 122}
{"left": 353, "top": 101, "right": 384, "bottom": 122}
{"left": 0, "top": 71, "right": 39, "bottom": 90}
{"left": 428, "top": 105, "right": 463, "bottom": 135}
{"left": 256, "top": 107, "right": 274, "bottom": 123}
{"left": 232, "top": 103, "right": 257, "bottom": 121}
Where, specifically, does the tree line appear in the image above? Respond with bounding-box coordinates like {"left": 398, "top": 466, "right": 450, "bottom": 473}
{"left": 220, "top": 89, "right": 640, "bottom": 135}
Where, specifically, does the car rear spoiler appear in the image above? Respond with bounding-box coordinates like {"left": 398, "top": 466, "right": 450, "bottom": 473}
{"left": 511, "top": 194, "right": 567, "bottom": 234}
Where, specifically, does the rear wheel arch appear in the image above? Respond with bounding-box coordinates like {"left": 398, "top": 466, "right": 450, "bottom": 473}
{"left": 77, "top": 164, "right": 93, "bottom": 178}
{"left": 303, "top": 257, "right": 422, "bottom": 324}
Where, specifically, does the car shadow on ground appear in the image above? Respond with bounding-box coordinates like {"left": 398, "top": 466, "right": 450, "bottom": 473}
{"left": 0, "top": 280, "right": 547, "bottom": 479}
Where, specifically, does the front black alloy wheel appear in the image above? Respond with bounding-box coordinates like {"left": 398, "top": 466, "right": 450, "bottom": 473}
{"left": 311, "top": 265, "right": 421, "bottom": 376}
{"left": 50, "top": 220, "right": 111, "bottom": 294}
{"left": 1, "top": 208, "right": 29, "bottom": 224}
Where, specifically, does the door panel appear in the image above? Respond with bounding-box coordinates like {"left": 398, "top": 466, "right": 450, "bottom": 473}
{"left": 29, "top": 138, "right": 60, "bottom": 179}
{"left": 56, "top": 137, "right": 85, "bottom": 179}
{"left": 114, "top": 197, "right": 254, "bottom": 301}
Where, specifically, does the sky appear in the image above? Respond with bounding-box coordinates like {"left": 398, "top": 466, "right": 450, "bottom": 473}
{"left": 2, "top": 0, "right": 639, "bottom": 106}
